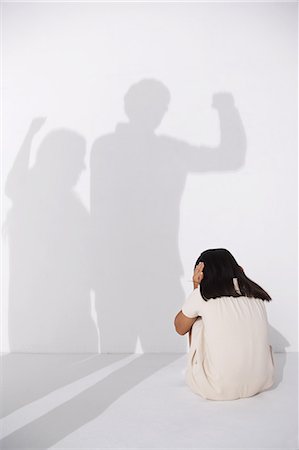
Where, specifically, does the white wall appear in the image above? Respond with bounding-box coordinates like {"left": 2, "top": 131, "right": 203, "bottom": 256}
{"left": 1, "top": 1, "right": 297, "bottom": 353}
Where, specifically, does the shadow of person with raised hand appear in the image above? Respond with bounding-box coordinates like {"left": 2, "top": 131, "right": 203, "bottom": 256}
{"left": 4, "top": 117, "right": 98, "bottom": 353}
{"left": 1, "top": 117, "right": 179, "bottom": 448}
{"left": 90, "top": 79, "right": 247, "bottom": 354}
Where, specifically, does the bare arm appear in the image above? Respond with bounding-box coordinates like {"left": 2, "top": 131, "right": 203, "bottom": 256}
{"left": 174, "top": 310, "right": 199, "bottom": 335}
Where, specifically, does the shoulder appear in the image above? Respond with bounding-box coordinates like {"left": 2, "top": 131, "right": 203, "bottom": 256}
{"left": 184, "top": 287, "right": 206, "bottom": 307}
{"left": 181, "top": 288, "right": 205, "bottom": 319}
{"left": 186, "top": 287, "right": 203, "bottom": 300}
{"left": 90, "top": 133, "right": 115, "bottom": 155}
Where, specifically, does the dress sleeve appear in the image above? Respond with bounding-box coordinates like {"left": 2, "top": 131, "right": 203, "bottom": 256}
{"left": 181, "top": 288, "right": 203, "bottom": 318}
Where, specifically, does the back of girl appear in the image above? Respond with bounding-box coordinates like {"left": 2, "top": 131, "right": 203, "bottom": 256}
{"left": 176, "top": 248, "right": 275, "bottom": 400}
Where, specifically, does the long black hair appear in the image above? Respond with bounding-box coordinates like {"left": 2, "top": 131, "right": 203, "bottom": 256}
{"left": 194, "top": 248, "right": 272, "bottom": 302}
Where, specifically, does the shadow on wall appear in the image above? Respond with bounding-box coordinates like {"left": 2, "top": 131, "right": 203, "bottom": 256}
{"left": 1, "top": 77, "right": 290, "bottom": 448}
{"left": 3, "top": 78, "right": 248, "bottom": 353}
{"left": 3, "top": 119, "right": 98, "bottom": 352}
{"left": 90, "top": 78, "right": 247, "bottom": 353}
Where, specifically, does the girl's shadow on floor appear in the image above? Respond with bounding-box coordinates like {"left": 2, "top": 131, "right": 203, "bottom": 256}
{"left": 267, "top": 323, "right": 292, "bottom": 390}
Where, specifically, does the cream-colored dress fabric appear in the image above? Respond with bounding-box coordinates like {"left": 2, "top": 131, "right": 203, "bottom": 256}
{"left": 182, "top": 286, "right": 275, "bottom": 400}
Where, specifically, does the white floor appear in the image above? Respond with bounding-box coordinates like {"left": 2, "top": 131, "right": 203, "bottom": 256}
{"left": 0, "top": 352, "right": 297, "bottom": 449}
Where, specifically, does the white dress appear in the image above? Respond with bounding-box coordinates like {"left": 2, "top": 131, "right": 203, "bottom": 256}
{"left": 181, "top": 287, "right": 275, "bottom": 400}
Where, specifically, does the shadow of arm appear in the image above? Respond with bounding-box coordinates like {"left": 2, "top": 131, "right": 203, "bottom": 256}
{"left": 177, "top": 93, "right": 247, "bottom": 173}
{"left": 5, "top": 117, "right": 46, "bottom": 200}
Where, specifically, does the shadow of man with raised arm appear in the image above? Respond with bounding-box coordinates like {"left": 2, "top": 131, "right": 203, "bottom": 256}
{"left": 90, "top": 78, "right": 246, "bottom": 353}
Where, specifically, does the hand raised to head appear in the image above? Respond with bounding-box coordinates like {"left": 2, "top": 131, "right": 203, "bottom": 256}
{"left": 193, "top": 262, "right": 205, "bottom": 285}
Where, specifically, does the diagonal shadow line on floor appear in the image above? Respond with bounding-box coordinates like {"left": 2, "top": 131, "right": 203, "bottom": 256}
{"left": 0, "top": 353, "right": 144, "bottom": 439}
{"left": 0, "top": 353, "right": 131, "bottom": 418}
{"left": 0, "top": 353, "right": 182, "bottom": 449}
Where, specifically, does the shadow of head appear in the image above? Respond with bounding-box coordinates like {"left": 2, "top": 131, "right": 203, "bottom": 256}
{"left": 124, "top": 78, "right": 170, "bottom": 131}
